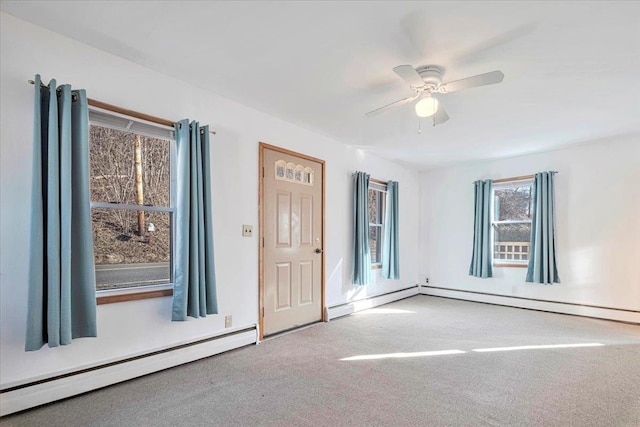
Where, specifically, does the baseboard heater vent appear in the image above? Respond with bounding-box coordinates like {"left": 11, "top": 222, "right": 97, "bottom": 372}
{"left": 0, "top": 326, "right": 257, "bottom": 416}
{"left": 326, "top": 285, "right": 420, "bottom": 320}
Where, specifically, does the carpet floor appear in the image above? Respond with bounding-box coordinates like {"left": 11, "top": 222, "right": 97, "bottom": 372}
{"left": 2, "top": 295, "right": 639, "bottom": 426}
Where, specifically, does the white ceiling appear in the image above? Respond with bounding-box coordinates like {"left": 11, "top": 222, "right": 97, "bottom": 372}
{"left": 2, "top": 1, "right": 639, "bottom": 170}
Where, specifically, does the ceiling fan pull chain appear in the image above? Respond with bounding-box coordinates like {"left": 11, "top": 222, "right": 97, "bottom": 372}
{"left": 418, "top": 118, "right": 422, "bottom": 134}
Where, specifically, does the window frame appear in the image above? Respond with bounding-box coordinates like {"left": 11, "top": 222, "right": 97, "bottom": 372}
{"left": 88, "top": 105, "right": 177, "bottom": 303}
{"left": 491, "top": 178, "right": 534, "bottom": 268}
{"left": 368, "top": 180, "right": 387, "bottom": 269}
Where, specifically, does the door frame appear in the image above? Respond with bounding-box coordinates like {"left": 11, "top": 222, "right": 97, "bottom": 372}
{"left": 258, "top": 142, "right": 326, "bottom": 340}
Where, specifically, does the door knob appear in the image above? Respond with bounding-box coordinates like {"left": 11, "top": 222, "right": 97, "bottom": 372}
{"left": 315, "top": 248, "right": 324, "bottom": 254}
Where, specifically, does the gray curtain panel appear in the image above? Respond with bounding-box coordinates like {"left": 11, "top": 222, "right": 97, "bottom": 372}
{"left": 172, "top": 119, "right": 218, "bottom": 320}
{"left": 382, "top": 180, "right": 399, "bottom": 279}
{"left": 469, "top": 179, "right": 493, "bottom": 278}
{"left": 526, "top": 171, "right": 560, "bottom": 284}
{"left": 26, "top": 75, "right": 97, "bottom": 351}
{"left": 351, "top": 171, "right": 372, "bottom": 285}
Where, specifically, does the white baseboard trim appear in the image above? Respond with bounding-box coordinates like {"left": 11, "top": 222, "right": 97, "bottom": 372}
{"left": 1, "top": 327, "right": 257, "bottom": 416}
{"left": 421, "top": 287, "right": 640, "bottom": 324}
{"left": 327, "top": 285, "right": 420, "bottom": 321}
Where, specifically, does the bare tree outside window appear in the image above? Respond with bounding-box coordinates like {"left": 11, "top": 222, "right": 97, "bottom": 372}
{"left": 89, "top": 124, "right": 173, "bottom": 291}
{"left": 492, "top": 182, "right": 533, "bottom": 262}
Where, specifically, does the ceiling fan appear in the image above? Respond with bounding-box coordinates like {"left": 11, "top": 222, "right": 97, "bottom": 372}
{"left": 365, "top": 65, "right": 504, "bottom": 125}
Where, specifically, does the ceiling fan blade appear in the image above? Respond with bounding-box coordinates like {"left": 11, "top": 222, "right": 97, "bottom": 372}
{"left": 365, "top": 94, "right": 420, "bottom": 117}
{"left": 433, "top": 104, "right": 449, "bottom": 125}
{"left": 393, "top": 65, "right": 425, "bottom": 88}
{"left": 439, "top": 70, "right": 504, "bottom": 93}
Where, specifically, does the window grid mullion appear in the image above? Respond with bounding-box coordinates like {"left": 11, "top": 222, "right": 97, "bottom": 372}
{"left": 492, "top": 220, "right": 532, "bottom": 225}
{"left": 91, "top": 202, "right": 174, "bottom": 213}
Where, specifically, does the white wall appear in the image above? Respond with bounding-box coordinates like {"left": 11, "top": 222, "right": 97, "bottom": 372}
{"left": 0, "top": 13, "right": 420, "bottom": 387}
{"left": 419, "top": 135, "right": 640, "bottom": 312}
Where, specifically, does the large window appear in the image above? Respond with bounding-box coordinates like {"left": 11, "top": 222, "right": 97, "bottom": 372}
{"left": 89, "top": 108, "right": 176, "bottom": 293}
{"left": 368, "top": 181, "right": 387, "bottom": 267}
{"left": 491, "top": 179, "right": 533, "bottom": 265}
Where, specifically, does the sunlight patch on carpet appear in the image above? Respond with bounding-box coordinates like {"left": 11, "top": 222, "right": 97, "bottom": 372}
{"left": 472, "top": 343, "right": 605, "bottom": 352}
{"left": 340, "top": 349, "right": 466, "bottom": 361}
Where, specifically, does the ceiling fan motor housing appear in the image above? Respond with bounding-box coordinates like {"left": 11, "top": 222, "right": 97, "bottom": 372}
{"left": 416, "top": 66, "right": 444, "bottom": 91}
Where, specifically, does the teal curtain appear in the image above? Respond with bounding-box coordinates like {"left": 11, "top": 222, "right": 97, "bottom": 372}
{"left": 526, "top": 172, "right": 560, "bottom": 284}
{"left": 172, "top": 119, "right": 218, "bottom": 320}
{"left": 469, "top": 179, "right": 493, "bottom": 278}
{"left": 351, "top": 171, "right": 371, "bottom": 285}
{"left": 382, "top": 180, "right": 399, "bottom": 279}
{"left": 26, "top": 75, "right": 97, "bottom": 351}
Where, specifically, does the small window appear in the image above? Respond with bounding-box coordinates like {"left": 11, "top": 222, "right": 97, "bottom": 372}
{"left": 89, "top": 107, "right": 176, "bottom": 294}
{"left": 492, "top": 179, "right": 533, "bottom": 266}
{"left": 275, "top": 160, "right": 314, "bottom": 186}
{"left": 368, "top": 181, "right": 387, "bottom": 267}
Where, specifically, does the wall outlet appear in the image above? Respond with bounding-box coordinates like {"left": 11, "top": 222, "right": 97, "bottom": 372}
{"left": 242, "top": 225, "right": 253, "bottom": 237}
{"left": 225, "top": 315, "right": 232, "bottom": 328}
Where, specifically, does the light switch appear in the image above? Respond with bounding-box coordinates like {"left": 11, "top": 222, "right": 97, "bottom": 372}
{"left": 242, "top": 225, "right": 253, "bottom": 237}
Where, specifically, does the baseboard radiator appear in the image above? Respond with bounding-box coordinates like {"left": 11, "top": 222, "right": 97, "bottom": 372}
{"left": 326, "top": 285, "right": 420, "bottom": 320}
{"left": 0, "top": 326, "right": 257, "bottom": 416}
{"left": 421, "top": 286, "right": 640, "bottom": 324}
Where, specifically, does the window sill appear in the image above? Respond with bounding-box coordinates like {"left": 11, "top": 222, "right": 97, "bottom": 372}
{"left": 97, "top": 289, "right": 173, "bottom": 305}
{"left": 493, "top": 263, "right": 528, "bottom": 268}
{"left": 371, "top": 264, "right": 382, "bottom": 270}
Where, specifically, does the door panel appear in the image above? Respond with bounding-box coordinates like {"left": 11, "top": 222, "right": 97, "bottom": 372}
{"left": 276, "top": 262, "right": 292, "bottom": 310}
{"left": 298, "top": 261, "right": 313, "bottom": 305}
{"left": 300, "top": 195, "right": 313, "bottom": 246}
{"left": 262, "top": 146, "right": 323, "bottom": 336}
{"left": 276, "top": 192, "right": 291, "bottom": 247}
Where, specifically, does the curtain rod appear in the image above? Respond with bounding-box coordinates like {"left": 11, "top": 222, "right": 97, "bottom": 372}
{"left": 492, "top": 171, "right": 558, "bottom": 184}
{"left": 28, "top": 80, "right": 216, "bottom": 135}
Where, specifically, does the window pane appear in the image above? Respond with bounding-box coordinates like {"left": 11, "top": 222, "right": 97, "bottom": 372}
{"left": 494, "top": 223, "right": 531, "bottom": 261}
{"left": 90, "top": 125, "right": 170, "bottom": 207}
{"left": 368, "top": 184, "right": 386, "bottom": 265}
{"left": 92, "top": 208, "right": 171, "bottom": 291}
{"left": 377, "top": 192, "right": 385, "bottom": 224}
{"left": 369, "top": 225, "right": 382, "bottom": 264}
{"left": 368, "top": 189, "right": 379, "bottom": 223}
{"left": 495, "top": 185, "right": 533, "bottom": 221}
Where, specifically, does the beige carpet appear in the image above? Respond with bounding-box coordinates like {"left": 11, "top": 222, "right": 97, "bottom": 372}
{"left": 2, "top": 295, "right": 640, "bottom": 426}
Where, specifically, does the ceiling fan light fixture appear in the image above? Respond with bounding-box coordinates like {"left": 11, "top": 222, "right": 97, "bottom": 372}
{"left": 415, "top": 96, "right": 439, "bottom": 118}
